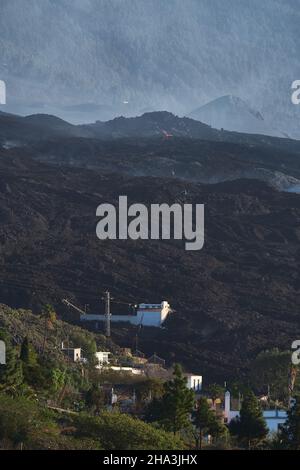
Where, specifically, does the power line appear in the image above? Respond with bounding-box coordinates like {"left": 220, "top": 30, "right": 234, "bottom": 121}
{"left": 0, "top": 276, "right": 139, "bottom": 306}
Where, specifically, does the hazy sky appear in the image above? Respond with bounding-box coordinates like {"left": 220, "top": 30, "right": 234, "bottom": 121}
{"left": 0, "top": 0, "right": 299, "bottom": 134}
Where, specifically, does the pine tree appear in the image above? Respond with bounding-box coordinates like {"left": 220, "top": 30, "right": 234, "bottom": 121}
{"left": 20, "top": 337, "right": 37, "bottom": 366}
{"left": 20, "top": 336, "right": 40, "bottom": 386}
{"left": 280, "top": 396, "right": 300, "bottom": 449}
{"left": 192, "top": 397, "right": 225, "bottom": 449}
{"left": 229, "top": 391, "right": 268, "bottom": 449}
{"left": 86, "top": 384, "right": 105, "bottom": 413}
{"left": 159, "top": 364, "right": 195, "bottom": 434}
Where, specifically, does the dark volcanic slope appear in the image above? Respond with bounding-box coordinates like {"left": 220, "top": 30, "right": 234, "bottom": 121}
{"left": 0, "top": 111, "right": 88, "bottom": 143}
{"left": 30, "top": 136, "right": 300, "bottom": 192}
{"left": 0, "top": 149, "right": 299, "bottom": 381}
{"left": 2, "top": 111, "right": 300, "bottom": 192}
{"left": 2, "top": 110, "right": 300, "bottom": 151}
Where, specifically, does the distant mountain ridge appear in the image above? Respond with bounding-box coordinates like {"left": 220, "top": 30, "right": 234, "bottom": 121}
{"left": 189, "top": 95, "right": 286, "bottom": 138}
{"left": 0, "top": 109, "right": 298, "bottom": 145}
{"left": 81, "top": 111, "right": 219, "bottom": 140}
{"left": 1, "top": 0, "right": 300, "bottom": 136}
{"left": 1, "top": 110, "right": 300, "bottom": 193}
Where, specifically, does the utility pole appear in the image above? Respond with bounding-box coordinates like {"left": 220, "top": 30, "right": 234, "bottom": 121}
{"left": 104, "top": 290, "right": 111, "bottom": 337}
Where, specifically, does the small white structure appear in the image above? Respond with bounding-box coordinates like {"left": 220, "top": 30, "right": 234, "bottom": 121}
{"left": 62, "top": 346, "right": 82, "bottom": 362}
{"left": 185, "top": 374, "right": 202, "bottom": 392}
{"left": 111, "top": 387, "right": 118, "bottom": 405}
{"left": 104, "top": 366, "right": 143, "bottom": 375}
{"left": 224, "top": 391, "right": 239, "bottom": 422}
{"left": 80, "top": 301, "right": 171, "bottom": 327}
{"left": 95, "top": 351, "right": 110, "bottom": 369}
{"left": 224, "top": 390, "right": 287, "bottom": 434}
{"left": 0, "top": 340, "right": 5, "bottom": 365}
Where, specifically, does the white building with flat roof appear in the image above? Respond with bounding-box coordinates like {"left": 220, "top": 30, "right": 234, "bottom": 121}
{"left": 185, "top": 374, "right": 202, "bottom": 392}
{"left": 263, "top": 410, "right": 287, "bottom": 434}
{"left": 224, "top": 391, "right": 287, "bottom": 434}
{"left": 108, "top": 366, "right": 143, "bottom": 375}
{"left": 80, "top": 301, "right": 171, "bottom": 327}
{"left": 95, "top": 351, "right": 110, "bottom": 369}
{"left": 62, "top": 346, "right": 82, "bottom": 362}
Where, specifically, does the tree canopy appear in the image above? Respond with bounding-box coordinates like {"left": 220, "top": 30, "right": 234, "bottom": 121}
{"left": 229, "top": 391, "right": 268, "bottom": 449}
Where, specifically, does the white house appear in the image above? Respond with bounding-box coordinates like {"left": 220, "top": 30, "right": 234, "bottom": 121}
{"left": 80, "top": 301, "right": 171, "bottom": 328}
{"left": 62, "top": 346, "right": 82, "bottom": 362}
{"left": 95, "top": 351, "right": 110, "bottom": 369}
{"left": 185, "top": 374, "right": 202, "bottom": 392}
{"left": 263, "top": 410, "right": 288, "bottom": 434}
{"left": 224, "top": 391, "right": 287, "bottom": 434}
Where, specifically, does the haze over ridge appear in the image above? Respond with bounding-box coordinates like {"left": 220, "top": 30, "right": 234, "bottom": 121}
{"left": 0, "top": 0, "right": 299, "bottom": 135}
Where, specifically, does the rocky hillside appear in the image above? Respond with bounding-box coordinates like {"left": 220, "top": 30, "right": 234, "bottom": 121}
{"left": 0, "top": 304, "right": 114, "bottom": 360}
{"left": 1, "top": 111, "right": 300, "bottom": 192}
{"left": 0, "top": 149, "right": 299, "bottom": 381}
